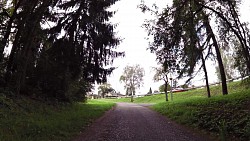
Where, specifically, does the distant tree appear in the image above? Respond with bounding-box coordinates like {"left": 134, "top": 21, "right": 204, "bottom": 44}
{"left": 120, "top": 64, "right": 144, "bottom": 102}
{"left": 159, "top": 84, "right": 170, "bottom": 93}
{"left": 180, "top": 84, "right": 188, "bottom": 89}
{"left": 147, "top": 87, "right": 152, "bottom": 94}
{"left": 153, "top": 67, "right": 169, "bottom": 101}
{"left": 98, "top": 83, "right": 114, "bottom": 98}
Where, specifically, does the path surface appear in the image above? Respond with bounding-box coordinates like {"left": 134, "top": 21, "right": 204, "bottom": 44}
{"left": 73, "top": 103, "right": 212, "bottom": 141}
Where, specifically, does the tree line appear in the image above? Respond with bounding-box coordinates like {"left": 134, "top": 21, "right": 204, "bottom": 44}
{"left": 0, "top": 0, "right": 123, "bottom": 102}
{"left": 139, "top": 0, "right": 250, "bottom": 98}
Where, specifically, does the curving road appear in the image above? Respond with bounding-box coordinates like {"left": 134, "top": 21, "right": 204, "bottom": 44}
{"left": 73, "top": 103, "right": 212, "bottom": 141}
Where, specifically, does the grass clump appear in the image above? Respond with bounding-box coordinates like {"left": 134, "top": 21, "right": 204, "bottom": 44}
{"left": 0, "top": 96, "right": 115, "bottom": 141}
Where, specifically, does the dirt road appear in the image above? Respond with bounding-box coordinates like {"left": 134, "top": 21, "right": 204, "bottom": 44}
{"left": 73, "top": 103, "right": 212, "bottom": 141}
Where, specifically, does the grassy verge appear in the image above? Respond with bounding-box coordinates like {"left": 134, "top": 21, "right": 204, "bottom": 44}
{"left": 0, "top": 96, "right": 115, "bottom": 141}
{"left": 108, "top": 80, "right": 250, "bottom": 140}
{"left": 152, "top": 86, "right": 250, "bottom": 140}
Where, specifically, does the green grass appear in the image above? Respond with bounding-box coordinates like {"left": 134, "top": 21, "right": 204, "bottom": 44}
{"left": 3, "top": 80, "right": 247, "bottom": 140}
{"left": 110, "top": 79, "right": 250, "bottom": 104}
{"left": 0, "top": 96, "right": 115, "bottom": 141}
{"left": 153, "top": 89, "right": 250, "bottom": 140}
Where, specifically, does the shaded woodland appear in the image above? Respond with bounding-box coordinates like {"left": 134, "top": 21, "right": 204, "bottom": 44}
{"left": 0, "top": 0, "right": 123, "bottom": 102}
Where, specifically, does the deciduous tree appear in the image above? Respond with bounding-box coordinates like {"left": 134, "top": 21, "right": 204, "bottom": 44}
{"left": 153, "top": 66, "right": 170, "bottom": 101}
{"left": 98, "top": 83, "right": 114, "bottom": 98}
{"left": 120, "top": 64, "right": 144, "bottom": 102}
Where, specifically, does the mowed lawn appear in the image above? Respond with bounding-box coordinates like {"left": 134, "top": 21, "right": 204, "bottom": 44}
{"left": 0, "top": 98, "right": 115, "bottom": 141}
{"left": 105, "top": 79, "right": 250, "bottom": 140}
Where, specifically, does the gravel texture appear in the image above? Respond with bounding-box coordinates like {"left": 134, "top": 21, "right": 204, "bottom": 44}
{"left": 73, "top": 102, "right": 212, "bottom": 141}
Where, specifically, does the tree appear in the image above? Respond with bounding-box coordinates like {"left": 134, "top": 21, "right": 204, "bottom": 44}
{"left": 0, "top": 0, "right": 123, "bottom": 102}
{"left": 98, "top": 83, "right": 114, "bottom": 98}
{"left": 147, "top": 87, "right": 152, "bottom": 94}
{"left": 139, "top": 0, "right": 231, "bottom": 96}
{"left": 120, "top": 64, "right": 144, "bottom": 102}
{"left": 153, "top": 66, "right": 170, "bottom": 101}
{"left": 196, "top": 1, "right": 250, "bottom": 75}
{"left": 159, "top": 84, "right": 170, "bottom": 93}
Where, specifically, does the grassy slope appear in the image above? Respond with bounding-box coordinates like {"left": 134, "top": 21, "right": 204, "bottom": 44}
{"left": 112, "top": 80, "right": 250, "bottom": 140}
{"left": 0, "top": 97, "right": 114, "bottom": 141}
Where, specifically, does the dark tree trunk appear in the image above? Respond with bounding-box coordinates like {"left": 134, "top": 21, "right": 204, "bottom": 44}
{"left": 164, "top": 81, "right": 168, "bottom": 101}
{"left": 201, "top": 53, "right": 211, "bottom": 98}
{"left": 203, "top": 15, "right": 228, "bottom": 95}
{"left": 0, "top": 1, "right": 21, "bottom": 62}
{"left": 13, "top": 0, "right": 50, "bottom": 95}
{"left": 131, "top": 88, "right": 134, "bottom": 102}
{"left": 5, "top": 23, "right": 23, "bottom": 85}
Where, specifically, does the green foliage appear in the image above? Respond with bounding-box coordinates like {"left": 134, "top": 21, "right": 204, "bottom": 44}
{"left": 0, "top": 97, "right": 115, "bottom": 141}
{"left": 98, "top": 83, "right": 114, "bottom": 98}
{"left": 159, "top": 84, "right": 170, "bottom": 92}
{"left": 120, "top": 64, "right": 145, "bottom": 96}
{"left": 0, "top": 0, "right": 122, "bottom": 101}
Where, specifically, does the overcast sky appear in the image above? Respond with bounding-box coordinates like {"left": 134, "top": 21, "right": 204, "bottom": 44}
{"left": 95, "top": 0, "right": 250, "bottom": 95}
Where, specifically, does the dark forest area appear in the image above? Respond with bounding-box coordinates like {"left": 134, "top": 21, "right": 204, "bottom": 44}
{"left": 0, "top": 0, "right": 123, "bottom": 102}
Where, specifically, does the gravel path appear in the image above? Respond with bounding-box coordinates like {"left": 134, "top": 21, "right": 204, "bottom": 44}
{"left": 73, "top": 103, "right": 212, "bottom": 141}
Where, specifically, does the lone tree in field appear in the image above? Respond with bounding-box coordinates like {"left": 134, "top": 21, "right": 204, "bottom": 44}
{"left": 120, "top": 64, "right": 144, "bottom": 102}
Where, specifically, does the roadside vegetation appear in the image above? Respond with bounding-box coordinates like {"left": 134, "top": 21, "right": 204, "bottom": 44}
{"left": 0, "top": 97, "right": 114, "bottom": 141}
{"left": 109, "top": 79, "right": 250, "bottom": 140}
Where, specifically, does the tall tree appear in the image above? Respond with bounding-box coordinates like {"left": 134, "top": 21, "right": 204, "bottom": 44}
{"left": 195, "top": 0, "right": 250, "bottom": 75}
{"left": 0, "top": 0, "right": 123, "bottom": 102}
{"left": 140, "top": 0, "right": 229, "bottom": 95}
{"left": 120, "top": 64, "right": 144, "bottom": 102}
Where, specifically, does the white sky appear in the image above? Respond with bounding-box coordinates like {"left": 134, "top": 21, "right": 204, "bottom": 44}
{"left": 94, "top": 0, "right": 250, "bottom": 95}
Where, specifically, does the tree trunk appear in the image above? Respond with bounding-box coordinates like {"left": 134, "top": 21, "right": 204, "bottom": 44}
{"left": 201, "top": 52, "right": 211, "bottom": 98}
{"left": 5, "top": 23, "right": 23, "bottom": 85}
{"left": 203, "top": 14, "right": 228, "bottom": 95}
{"left": 131, "top": 87, "right": 134, "bottom": 102}
{"left": 0, "top": 1, "right": 21, "bottom": 62}
{"left": 13, "top": 0, "right": 51, "bottom": 95}
{"left": 164, "top": 81, "right": 168, "bottom": 101}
